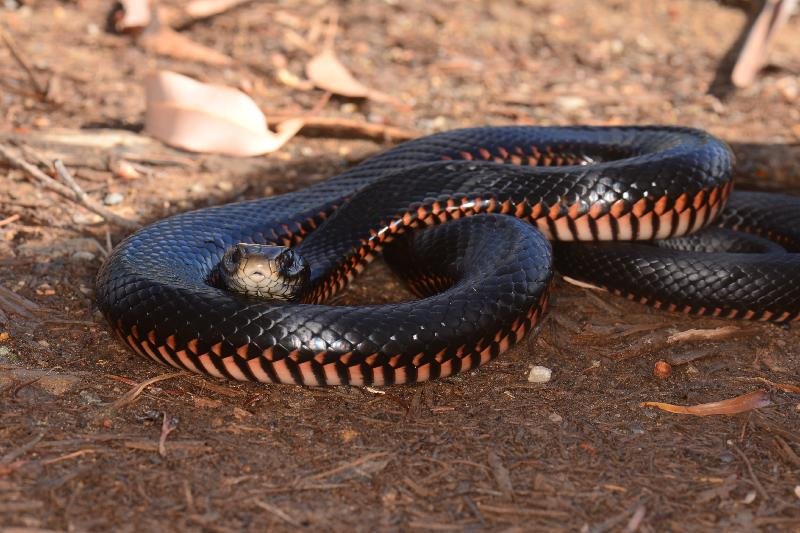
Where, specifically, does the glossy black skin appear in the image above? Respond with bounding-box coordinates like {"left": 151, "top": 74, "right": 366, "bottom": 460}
{"left": 95, "top": 126, "right": 735, "bottom": 384}
{"left": 554, "top": 190, "right": 800, "bottom": 321}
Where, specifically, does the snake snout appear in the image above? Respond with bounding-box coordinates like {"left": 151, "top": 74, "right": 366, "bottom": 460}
{"left": 220, "top": 243, "right": 310, "bottom": 301}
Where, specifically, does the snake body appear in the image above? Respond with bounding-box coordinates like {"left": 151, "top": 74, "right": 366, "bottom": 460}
{"left": 95, "top": 126, "right": 798, "bottom": 386}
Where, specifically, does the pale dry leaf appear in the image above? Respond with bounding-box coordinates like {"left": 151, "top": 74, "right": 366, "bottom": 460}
{"left": 732, "top": 0, "right": 798, "bottom": 87}
{"left": 115, "top": 0, "right": 153, "bottom": 32}
{"left": 185, "top": 0, "right": 253, "bottom": 20}
{"left": 144, "top": 71, "right": 304, "bottom": 156}
{"left": 641, "top": 390, "right": 771, "bottom": 416}
{"left": 306, "top": 49, "right": 402, "bottom": 106}
{"left": 306, "top": 49, "right": 370, "bottom": 98}
{"left": 138, "top": 26, "right": 234, "bottom": 66}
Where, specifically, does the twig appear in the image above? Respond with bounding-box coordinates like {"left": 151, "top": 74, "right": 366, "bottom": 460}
{"left": 54, "top": 160, "right": 141, "bottom": 229}
{"left": 252, "top": 499, "right": 304, "bottom": 527}
{"left": 729, "top": 442, "right": 769, "bottom": 502}
{"left": 666, "top": 326, "right": 749, "bottom": 345}
{"left": 104, "top": 371, "right": 186, "bottom": 414}
{"left": 158, "top": 412, "right": 179, "bottom": 457}
{"left": 731, "top": 0, "right": 798, "bottom": 88}
{"left": 0, "top": 25, "right": 47, "bottom": 98}
{"left": 0, "top": 214, "right": 20, "bottom": 227}
{"left": 0, "top": 144, "right": 141, "bottom": 230}
{"left": 622, "top": 505, "right": 647, "bottom": 533}
{"left": 0, "top": 285, "right": 39, "bottom": 320}
{"left": 1, "top": 431, "right": 45, "bottom": 464}
{"left": 263, "top": 115, "right": 419, "bottom": 142}
{"left": 41, "top": 449, "right": 98, "bottom": 465}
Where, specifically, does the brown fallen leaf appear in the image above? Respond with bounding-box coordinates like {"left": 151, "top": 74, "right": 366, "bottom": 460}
{"left": 144, "top": 70, "right": 303, "bottom": 156}
{"left": 641, "top": 390, "right": 771, "bottom": 416}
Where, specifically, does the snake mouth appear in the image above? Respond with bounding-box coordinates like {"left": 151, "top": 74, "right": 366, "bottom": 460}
{"left": 219, "top": 243, "right": 310, "bottom": 301}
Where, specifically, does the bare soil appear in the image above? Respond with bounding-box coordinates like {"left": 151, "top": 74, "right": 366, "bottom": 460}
{"left": 2, "top": 1, "right": 800, "bottom": 531}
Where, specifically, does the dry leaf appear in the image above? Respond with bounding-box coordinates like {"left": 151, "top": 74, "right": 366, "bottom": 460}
{"left": 666, "top": 326, "right": 742, "bottom": 344}
{"left": 306, "top": 49, "right": 370, "bottom": 98}
{"left": 731, "top": 0, "right": 797, "bottom": 87}
{"left": 185, "top": 0, "right": 253, "bottom": 20}
{"left": 138, "top": 26, "right": 234, "bottom": 65}
{"left": 144, "top": 71, "right": 303, "bottom": 156}
{"left": 754, "top": 377, "right": 800, "bottom": 394}
{"left": 641, "top": 390, "right": 771, "bottom": 416}
{"left": 113, "top": 0, "right": 153, "bottom": 32}
{"left": 306, "top": 49, "right": 402, "bottom": 106}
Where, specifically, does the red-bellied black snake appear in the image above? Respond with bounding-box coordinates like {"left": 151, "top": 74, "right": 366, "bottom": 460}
{"left": 95, "top": 126, "right": 800, "bottom": 386}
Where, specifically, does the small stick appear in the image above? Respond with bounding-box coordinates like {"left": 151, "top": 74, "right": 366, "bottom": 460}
{"left": 263, "top": 115, "right": 419, "bottom": 142}
{"left": 0, "top": 214, "right": 20, "bottom": 227}
{"left": 105, "top": 371, "right": 186, "bottom": 413}
{"left": 54, "top": 160, "right": 142, "bottom": 229}
{"left": 730, "top": 442, "right": 769, "bottom": 502}
{"left": 158, "top": 412, "right": 179, "bottom": 457}
{"left": 0, "top": 25, "right": 47, "bottom": 98}
{"left": 252, "top": 499, "right": 304, "bottom": 527}
{"left": 0, "top": 144, "right": 141, "bottom": 230}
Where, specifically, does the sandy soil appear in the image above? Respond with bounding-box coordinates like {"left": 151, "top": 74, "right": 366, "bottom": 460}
{"left": 1, "top": 0, "right": 800, "bottom": 531}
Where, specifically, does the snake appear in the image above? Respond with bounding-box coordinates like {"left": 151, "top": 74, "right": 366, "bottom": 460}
{"left": 95, "top": 126, "right": 800, "bottom": 386}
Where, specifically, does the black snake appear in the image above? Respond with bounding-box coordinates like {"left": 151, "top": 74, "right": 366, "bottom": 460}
{"left": 95, "top": 126, "right": 800, "bottom": 385}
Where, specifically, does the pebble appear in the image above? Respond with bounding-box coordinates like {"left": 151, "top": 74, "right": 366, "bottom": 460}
{"left": 72, "top": 212, "right": 104, "bottom": 225}
{"left": 103, "top": 192, "right": 124, "bottom": 205}
{"left": 528, "top": 365, "right": 552, "bottom": 383}
{"left": 549, "top": 413, "right": 563, "bottom": 423}
{"left": 555, "top": 96, "right": 587, "bottom": 112}
{"left": 71, "top": 251, "right": 96, "bottom": 262}
{"left": 719, "top": 451, "right": 735, "bottom": 463}
{"left": 79, "top": 390, "right": 103, "bottom": 405}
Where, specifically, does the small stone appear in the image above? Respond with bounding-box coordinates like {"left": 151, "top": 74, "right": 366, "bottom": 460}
{"left": 35, "top": 283, "right": 55, "bottom": 296}
{"left": 794, "top": 486, "right": 800, "bottom": 499}
{"left": 71, "top": 251, "right": 96, "bottom": 262}
{"left": 653, "top": 360, "right": 672, "bottom": 379}
{"left": 719, "top": 451, "right": 735, "bottom": 463}
{"left": 742, "top": 491, "right": 757, "bottom": 504}
{"left": 217, "top": 180, "right": 234, "bottom": 192}
{"left": 79, "top": 390, "right": 103, "bottom": 405}
{"left": 103, "top": 192, "right": 124, "bottom": 206}
{"left": 232, "top": 407, "right": 252, "bottom": 420}
{"left": 72, "top": 212, "right": 104, "bottom": 225}
{"left": 112, "top": 159, "right": 141, "bottom": 180}
{"left": 555, "top": 96, "right": 587, "bottom": 112}
{"left": 189, "top": 183, "right": 206, "bottom": 194}
{"left": 549, "top": 413, "right": 563, "bottom": 423}
{"left": 528, "top": 365, "right": 552, "bottom": 383}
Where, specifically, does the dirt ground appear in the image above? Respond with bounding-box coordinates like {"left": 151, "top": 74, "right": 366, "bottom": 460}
{"left": 1, "top": 0, "right": 800, "bottom": 531}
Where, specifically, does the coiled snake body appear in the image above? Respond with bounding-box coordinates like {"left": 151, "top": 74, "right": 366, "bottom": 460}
{"left": 95, "top": 126, "right": 800, "bottom": 386}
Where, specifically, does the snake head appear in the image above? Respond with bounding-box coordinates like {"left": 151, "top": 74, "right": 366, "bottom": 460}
{"left": 219, "top": 243, "right": 310, "bottom": 301}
